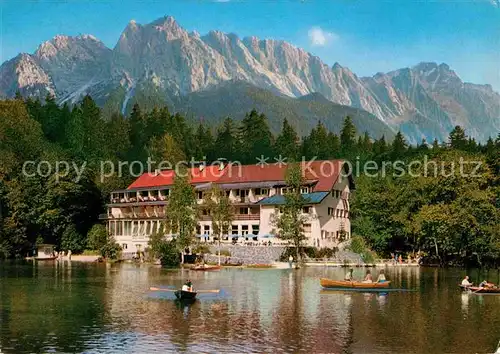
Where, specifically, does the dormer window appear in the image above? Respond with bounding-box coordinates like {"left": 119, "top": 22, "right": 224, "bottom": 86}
{"left": 300, "top": 187, "right": 309, "bottom": 194}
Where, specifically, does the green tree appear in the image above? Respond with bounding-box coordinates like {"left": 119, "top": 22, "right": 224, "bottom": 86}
{"left": 391, "top": 131, "right": 407, "bottom": 160}
{"left": 448, "top": 125, "right": 468, "bottom": 150}
{"left": 340, "top": 116, "right": 357, "bottom": 156}
{"left": 87, "top": 224, "right": 108, "bottom": 251}
{"left": 165, "top": 168, "right": 197, "bottom": 263}
{"left": 214, "top": 117, "right": 240, "bottom": 161}
{"left": 203, "top": 185, "right": 234, "bottom": 265}
{"left": 148, "top": 133, "right": 186, "bottom": 167}
{"left": 239, "top": 109, "right": 274, "bottom": 163}
{"left": 61, "top": 224, "right": 86, "bottom": 254}
{"left": 275, "top": 119, "right": 300, "bottom": 161}
{"left": 271, "top": 163, "right": 307, "bottom": 267}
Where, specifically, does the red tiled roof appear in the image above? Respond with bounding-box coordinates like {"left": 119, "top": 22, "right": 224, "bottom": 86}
{"left": 127, "top": 165, "right": 224, "bottom": 190}
{"left": 126, "top": 160, "right": 348, "bottom": 192}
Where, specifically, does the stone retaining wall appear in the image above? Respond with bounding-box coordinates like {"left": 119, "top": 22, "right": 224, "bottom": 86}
{"left": 206, "top": 245, "right": 286, "bottom": 265}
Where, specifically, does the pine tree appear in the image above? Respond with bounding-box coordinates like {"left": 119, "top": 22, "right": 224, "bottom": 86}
{"left": 448, "top": 125, "right": 468, "bottom": 150}
{"left": 373, "top": 135, "right": 387, "bottom": 156}
{"left": 340, "top": 116, "right": 357, "bottom": 156}
{"left": 391, "top": 131, "right": 407, "bottom": 160}
{"left": 128, "top": 103, "right": 146, "bottom": 161}
{"left": 302, "top": 121, "right": 329, "bottom": 159}
{"left": 275, "top": 119, "right": 300, "bottom": 161}
{"left": 432, "top": 138, "right": 440, "bottom": 150}
{"left": 239, "top": 109, "right": 274, "bottom": 163}
{"left": 327, "top": 132, "right": 341, "bottom": 158}
{"left": 193, "top": 123, "right": 214, "bottom": 161}
{"left": 418, "top": 138, "right": 429, "bottom": 151}
{"left": 214, "top": 118, "right": 240, "bottom": 161}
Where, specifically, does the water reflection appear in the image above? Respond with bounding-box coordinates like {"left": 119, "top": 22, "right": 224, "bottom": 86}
{"left": 2, "top": 263, "right": 500, "bottom": 353}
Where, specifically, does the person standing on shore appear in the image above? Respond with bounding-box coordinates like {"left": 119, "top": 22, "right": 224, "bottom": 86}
{"left": 288, "top": 255, "right": 293, "bottom": 268}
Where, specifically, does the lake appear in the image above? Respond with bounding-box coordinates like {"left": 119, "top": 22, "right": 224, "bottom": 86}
{"left": 1, "top": 262, "right": 499, "bottom": 353}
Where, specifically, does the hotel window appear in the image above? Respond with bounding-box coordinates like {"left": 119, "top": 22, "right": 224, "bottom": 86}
{"left": 332, "top": 190, "right": 341, "bottom": 198}
{"left": 303, "top": 223, "right": 312, "bottom": 233}
{"left": 254, "top": 188, "right": 261, "bottom": 195}
{"left": 242, "top": 225, "right": 249, "bottom": 235}
{"left": 239, "top": 207, "right": 249, "bottom": 215}
{"left": 204, "top": 225, "right": 210, "bottom": 235}
{"left": 280, "top": 187, "right": 288, "bottom": 195}
{"left": 196, "top": 225, "right": 201, "bottom": 235}
{"left": 122, "top": 244, "right": 128, "bottom": 250}
{"left": 261, "top": 188, "right": 269, "bottom": 196}
{"left": 300, "top": 187, "right": 309, "bottom": 194}
{"left": 132, "top": 221, "right": 138, "bottom": 236}
{"left": 328, "top": 207, "right": 334, "bottom": 216}
{"left": 231, "top": 225, "right": 238, "bottom": 235}
{"left": 202, "top": 209, "right": 210, "bottom": 216}
{"left": 197, "top": 191, "right": 204, "bottom": 200}
{"left": 302, "top": 206, "right": 312, "bottom": 214}
{"left": 226, "top": 190, "right": 231, "bottom": 197}
{"left": 252, "top": 225, "right": 259, "bottom": 235}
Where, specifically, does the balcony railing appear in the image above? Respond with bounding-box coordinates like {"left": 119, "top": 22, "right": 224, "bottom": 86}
{"left": 234, "top": 214, "right": 260, "bottom": 220}
{"left": 100, "top": 213, "right": 166, "bottom": 220}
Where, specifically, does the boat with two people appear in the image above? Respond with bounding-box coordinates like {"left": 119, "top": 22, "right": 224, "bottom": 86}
{"left": 459, "top": 276, "right": 500, "bottom": 294}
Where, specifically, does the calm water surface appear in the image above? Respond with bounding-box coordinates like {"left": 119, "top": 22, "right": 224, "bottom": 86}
{"left": 1, "top": 262, "right": 500, "bottom": 353}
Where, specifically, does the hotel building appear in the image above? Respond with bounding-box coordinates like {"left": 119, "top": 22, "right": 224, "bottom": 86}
{"left": 102, "top": 160, "right": 354, "bottom": 255}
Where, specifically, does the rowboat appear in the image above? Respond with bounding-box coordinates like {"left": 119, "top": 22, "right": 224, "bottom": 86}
{"left": 191, "top": 264, "right": 221, "bottom": 271}
{"left": 320, "top": 278, "right": 391, "bottom": 289}
{"left": 174, "top": 289, "right": 197, "bottom": 301}
{"left": 459, "top": 284, "right": 500, "bottom": 294}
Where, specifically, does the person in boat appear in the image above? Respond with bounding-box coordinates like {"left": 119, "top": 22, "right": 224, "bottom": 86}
{"left": 363, "top": 270, "right": 373, "bottom": 283}
{"left": 461, "top": 276, "right": 472, "bottom": 287}
{"left": 376, "top": 270, "right": 386, "bottom": 283}
{"left": 479, "top": 280, "right": 496, "bottom": 289}
{"left": 345, "top": 269, "right": 354, "bottom": 281}
{"left": 182, "top": 280, "right": 193, "bottom": 292}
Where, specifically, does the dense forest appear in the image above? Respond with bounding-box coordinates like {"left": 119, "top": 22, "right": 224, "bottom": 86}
{"left": 0, "top": 93, "right": 498, "bottom": 266}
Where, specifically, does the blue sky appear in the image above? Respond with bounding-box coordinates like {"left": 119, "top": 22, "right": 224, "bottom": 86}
{"left": 2, "top": 0, "right": 499, "bottom": 90}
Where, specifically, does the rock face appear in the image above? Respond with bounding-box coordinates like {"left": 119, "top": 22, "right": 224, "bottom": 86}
{"left": 1, "top": 16, "right": 499, "bottom": 142}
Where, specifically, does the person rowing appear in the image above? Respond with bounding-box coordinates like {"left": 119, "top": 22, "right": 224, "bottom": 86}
{"left": 362, "top": 270, "right": 373, "bottom": 283}
{"left": 182, "top": 279, "right": 193, "bottom": 292}
{"left": 461, "top": 276, "right": 473, "bottom": 287}
{"left": 344, "top": 269, "right": 354, "bottom": 281}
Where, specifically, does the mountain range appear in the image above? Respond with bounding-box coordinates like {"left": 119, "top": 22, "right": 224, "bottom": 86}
{"left": 1, "top": 15, "right": 499, "bottom": 143}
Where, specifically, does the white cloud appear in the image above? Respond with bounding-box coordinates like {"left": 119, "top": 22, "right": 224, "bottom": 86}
{"left": 308, "top": 27, "right": 339, "bottom": 47}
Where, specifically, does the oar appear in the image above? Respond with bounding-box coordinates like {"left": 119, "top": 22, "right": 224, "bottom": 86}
{"left": 150, "top": 287, "right": 176, "bottom": 292}
{"left": 149, "top": 287, "right": 220, "bottom": 293}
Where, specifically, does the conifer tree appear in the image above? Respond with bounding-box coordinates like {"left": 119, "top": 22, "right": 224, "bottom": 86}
{"left": 391, "top": 131, "right": 407, "bottom": 160}
{"left": 340, "top": 116, "right": 357, "bottom": 156}
{"left": 448, "top": 125, "right": 468, "bottom": 150}
{"left": 275, "top": 118, "right": 300, "bottom": 161}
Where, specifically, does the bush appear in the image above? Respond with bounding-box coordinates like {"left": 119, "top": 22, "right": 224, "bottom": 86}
{"left": 100, "top": 238, "right": 121, "bottom": 260}
{"left": 61, "top": 224, "right": 86, "bottom": 254}
{"left": 348, "top": 235, "right": 377, "bottom": 263}
{"left": 193, "top": 244, "right": 210, "bottom": 255}
{"left": 158, "top": 240, "right": 180, "bottom": 267}
{"left": 87, "top": 224, "right": 108, "bottom": 251}
{"left": 219, "top": 249, "right": 231, "bottom": 257}
{"left": 280, "top": 246, "right": 336, "bottom": 260}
